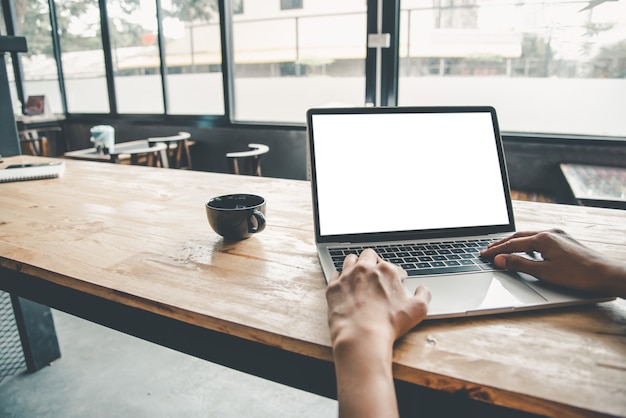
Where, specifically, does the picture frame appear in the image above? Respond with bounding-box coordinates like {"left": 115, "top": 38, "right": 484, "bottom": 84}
{"left": 24, "top": 95, "right": 47, "bottom": 116}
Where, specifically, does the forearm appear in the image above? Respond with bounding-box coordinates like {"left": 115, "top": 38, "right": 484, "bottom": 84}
{"left": 333, "top": 334, "right": 398, "bottom": 418}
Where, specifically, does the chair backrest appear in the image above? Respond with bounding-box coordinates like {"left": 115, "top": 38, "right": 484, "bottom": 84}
{"left": 226, "top": 143, "right": 270, "bottom": 176}
{"left": 146, "top": 131, "right": 191, "bottom": 143}
{"left": 147, "top": 132, "right": 192, "bottom": 169}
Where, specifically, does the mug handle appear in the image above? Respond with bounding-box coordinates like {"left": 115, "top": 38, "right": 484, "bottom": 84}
{"left": 248, "top": 210, "right": 266, "bottom": 234}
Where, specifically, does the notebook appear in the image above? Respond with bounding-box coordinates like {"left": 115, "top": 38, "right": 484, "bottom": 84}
{"left": 306, "top": 106, "right": 613, "bottom": 319}
{"left": 0, "top": 161, "right": 65, "bottom": 183}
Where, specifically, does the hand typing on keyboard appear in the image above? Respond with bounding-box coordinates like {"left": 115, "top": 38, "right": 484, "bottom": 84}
{"left": 481, "top": 229, "right": 626, "bottom": 298}
{"left": 326, "top": 248, "right": 431, "bottom": 418}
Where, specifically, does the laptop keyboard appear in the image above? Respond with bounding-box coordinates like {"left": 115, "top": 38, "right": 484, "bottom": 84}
{"left": 329, "top": 238, "right": 502, "bottom": 277}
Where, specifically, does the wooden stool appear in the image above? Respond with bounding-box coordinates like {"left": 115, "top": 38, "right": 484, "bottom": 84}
{"left": 226, "top": 143, "right": 269, "bottom": 176}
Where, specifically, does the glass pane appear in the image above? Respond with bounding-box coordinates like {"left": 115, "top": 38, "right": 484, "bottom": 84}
{"left": 54, "top": 0, "right": 108, "bottom": 113}
{"left": 232, "top": 1, "right": 367, "bottom": 123}
{"left": 0, "top": 2, "right": 6, "bottom": 34}
{"left": 14, "top": 0, "right": 63, "bottom": 114}
{"left": 399, "top": 0, "right": 626, "bottom": 137}
{"left": 107, "top": 0, "right": 163, "bottom": 114}
{"left": 162, "top": 0, "right": 224, "bottom": 115}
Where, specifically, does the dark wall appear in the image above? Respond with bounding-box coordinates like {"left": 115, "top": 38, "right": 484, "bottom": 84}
{"left": 62, "top": 118, "right": 626, "bottom": 204}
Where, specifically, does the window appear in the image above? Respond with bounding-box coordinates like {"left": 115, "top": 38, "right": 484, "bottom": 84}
{"left": 12, "top": 0, "right": 63, "bottom": 114}
{"left": 107, "top": 0, "right": 163, "bottom": 114}
{"left": 232, "top": 0, "right": 367, "bottom": 122}
{"left": 161, "top": 0, "right": 224, "bottom": 115}
{"left": 5, "top": 0, "right": 626, "bottom": 138}
{"left": 55, "top": 0, "right": 109, "bottom": 113}
{"left": 398, "top": 0, "right": 626, "bottom": 137}
{"left": 281, "top": 0, "right": 303, "bottom": 11}
{"left": 0, "top": 2, "right": 6, "bottom": 34}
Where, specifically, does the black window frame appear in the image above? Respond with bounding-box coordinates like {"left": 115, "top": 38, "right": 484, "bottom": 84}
{"left": 1, "top": 0, "right": 624, "bottom": 144}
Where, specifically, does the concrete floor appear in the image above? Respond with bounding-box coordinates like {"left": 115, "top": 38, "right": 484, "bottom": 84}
{"left": 0, "top": 309, "right": 337, "bottom": 418}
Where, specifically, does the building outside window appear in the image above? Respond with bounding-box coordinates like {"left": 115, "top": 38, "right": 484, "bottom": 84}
{"left": 280, "top": 0, "right": 303, "bottom": 11}
{"left": 0, "top": 2, "right": 5, "bottom": 33}
{"left": 398, "top": 0, "right": 626, "bottom": 137}
{"left": 233, "top": 0, "right": 243, "bottom": 14}
{"left": 232, "top": 0, "right": 367, "bottom": 122}
{"left": 160, "top": 0, "right": 225, "bottom": 115}
{"left": 107, "top": 0, "right": 164, "bottom": 114}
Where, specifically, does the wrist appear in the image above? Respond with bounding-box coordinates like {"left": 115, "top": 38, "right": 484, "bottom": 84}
{"left": 593, "top": 258, "right": 626, "bottom": 299}
{"left": 604, "top": 262, "right": 626, "bottom": 299}
{"left": 331, "top": 325, "right": 394, "bottom": 367}
{"left": 330, "top": 322, "right": 394, "bottom": 354}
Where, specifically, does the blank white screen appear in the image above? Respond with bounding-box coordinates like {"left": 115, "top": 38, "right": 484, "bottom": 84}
{"left": 311, "top": 111, "right": 511, "bottom": 237}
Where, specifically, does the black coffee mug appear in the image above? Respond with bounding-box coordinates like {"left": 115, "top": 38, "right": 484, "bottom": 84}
{"left": 205, "top": 194, "right": 266, "bottom": 240}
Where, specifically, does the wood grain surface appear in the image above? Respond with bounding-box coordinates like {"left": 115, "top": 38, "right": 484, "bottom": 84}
{"left": 1, "top": 156, "right": 624, "bottom": 417}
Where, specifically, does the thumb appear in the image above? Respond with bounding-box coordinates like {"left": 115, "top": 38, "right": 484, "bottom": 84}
{"left": 413, "top": 284, "right": 432, "bottom": 303}
{"left": 407, "top": 285, "right": 431, "bottom": 321}
{"left": 495, "top": 254, "right": 542, "bottom": 277}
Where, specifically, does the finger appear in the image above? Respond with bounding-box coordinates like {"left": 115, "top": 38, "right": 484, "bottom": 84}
{"left": 413, "top": 284, "right": 432, "bottom": 304}
{"left": 404, "top": 285, "right": 431, "bottom": 326}
{"left": 494, "top": 254, "right": 544, "bottom": 277}
{"left": 397, "top": 264, "right": 408, "bottom": 280}
{"left": 341, "top": 253, "right": 358, "bottom": 271}
{"left": 358, "top": 248, "right": 380, "bottom": 265}
{"left": 379, "top": 260, "right": 407, "bottom": 283}
{"left": 482, "top": 235, "right": 540, "bottom": 258}
{"left": 488, "top": 231, "right": 539, "bottom": 248}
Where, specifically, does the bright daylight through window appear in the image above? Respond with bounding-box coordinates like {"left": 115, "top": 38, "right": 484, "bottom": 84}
{"left": 231, "top": 0, "right": 366, "bottom": 122}
{"left": 398, "top": 0, "right": 626, "bottom": 137}
{"left": 6, "top": 0, "right": 626, "bottom": 138}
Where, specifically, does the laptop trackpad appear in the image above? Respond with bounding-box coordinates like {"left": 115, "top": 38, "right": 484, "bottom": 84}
{"left": 404, "top": 272, "right": 547, "bottom": 317}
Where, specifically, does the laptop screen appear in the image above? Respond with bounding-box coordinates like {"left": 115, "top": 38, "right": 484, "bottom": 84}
{"left": 308, "top": 107, "right": 514, "bottom": 240}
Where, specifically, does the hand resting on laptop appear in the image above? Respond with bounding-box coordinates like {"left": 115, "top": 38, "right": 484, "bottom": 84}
{"left": 481, "top": 229, "right": 626, "bottom": 299}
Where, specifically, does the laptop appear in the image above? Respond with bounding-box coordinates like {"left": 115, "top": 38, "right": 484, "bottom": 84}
{"left": 306, "top": 106, "right": 613, "bottom": 319}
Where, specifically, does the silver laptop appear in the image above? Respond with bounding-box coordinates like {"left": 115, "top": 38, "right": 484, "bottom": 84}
{"left": 306, "top": 106, "right": 613, "bottom": 319}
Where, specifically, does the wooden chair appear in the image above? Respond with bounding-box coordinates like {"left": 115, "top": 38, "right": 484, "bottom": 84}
{"left": 110, "top": 142, "right": 169, "bottom": 168}
{"left": 19, "top": 127, "right": 62, "bottom": 156}
{"left": 147, "top": 131, "right": 193, "bottom": 169}
{"left": 226, "top": 143, "right": 270, "bottom": 176}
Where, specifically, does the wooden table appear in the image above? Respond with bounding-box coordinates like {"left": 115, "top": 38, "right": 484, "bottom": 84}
{"left": 64, "top": 139, "right": 169, "bottom": 167}
{"left": 1, "top": 156, "right": 625, "bottom": 418}
{"left": 561, "top": 163, "right": 626, "bottom": 210}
